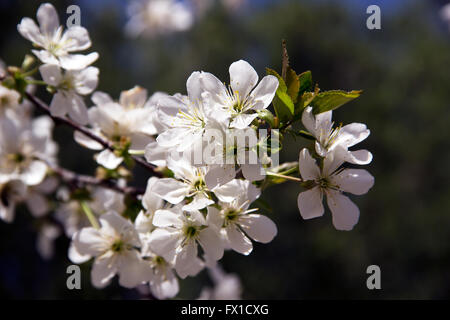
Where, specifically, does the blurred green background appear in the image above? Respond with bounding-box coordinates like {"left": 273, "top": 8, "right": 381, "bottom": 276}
{"left": 1, "top": 0, "right": 450, "bottom": 299}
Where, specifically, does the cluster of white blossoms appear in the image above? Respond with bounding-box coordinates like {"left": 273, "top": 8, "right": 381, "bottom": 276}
{"left": 0, "top": 2, "right": 374, "bottom": 299}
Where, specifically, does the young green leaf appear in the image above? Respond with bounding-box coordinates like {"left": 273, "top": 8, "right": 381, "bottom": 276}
{"left": 298, "top": 71, "right": 313, "bottom": 95}
{"left": 311, "top": 90, "right": 362, "bottom": 114}
{"left": 286, "top": 67, "right": 300, "bottom": 103}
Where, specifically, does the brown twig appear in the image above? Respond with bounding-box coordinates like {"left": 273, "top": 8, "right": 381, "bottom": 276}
{"left": 25, "top": 92, "right": 161, "bottom": 176}
{"left": 50, "top": 165, "right": 145, "bottom": 196}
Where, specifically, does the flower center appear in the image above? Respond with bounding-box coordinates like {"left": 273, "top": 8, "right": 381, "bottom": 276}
{"left": 224, "top": 208, "right": 241, "bottom": 226}
{"left": 184, "top": 225, "right": 199, "bottom": 239}
{"left": 111, "top": 239, "right": 124, "bottom": 252}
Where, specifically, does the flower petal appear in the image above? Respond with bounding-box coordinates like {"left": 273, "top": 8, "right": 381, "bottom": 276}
{"left": 331, "top": 169, "right": 374, "bottom": 195}
{"left": 96, "top": 149, "right": 123, "bottom": 169}
{"left": 17, "top": 18, "right": 43, "bottom": 45}
{"left": 229, "top": 60, "right": 258, "bottom": 99}
{"left": 198, "top": 227, "right": 224, "bottom": 261}
{"left": 152, "top": 178, "right": 190, "bottom": 204}
{"left": 91, "top": 252, "right": 117, "bottom": 288}
{"left": 37, "top": 3, "right": 60, "bottom": 35}
{"left": 49, "top": 92, "right": 69, "bottom": 117}
{"left": 62, "top": 26, "right": 91, "bottom": 51}
{"left": 298, "top": 148, "right": 320, "bottom": 181}
{"left": 326, "top": 190, "right": 360, "bottom": 231}
{"left": 229, "top": 113, "right": 259, "bottom": 129}
{"left": 297, "top": 186, "right": 324, "bottom": 220}
{"left": 39, "top": 64, "right": 62, "bottom": 86}
{"left": 249, "top": 75, "right": 278, "bottom": 110}
{"left": 238, "top": 214, "right": 277, "bottom": 244}
{"left": 59, "top": 52, "right": 99, "bottom": 70}
{"left": 225, "top": 225, "right": 253, "bottom": 255}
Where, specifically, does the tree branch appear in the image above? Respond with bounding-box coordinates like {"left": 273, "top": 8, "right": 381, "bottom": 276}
{"left": 25, "top": 92, "right": 161, "bottom": 176}
{"left": 50, "top": 165, "right": 145, "bottom": 196}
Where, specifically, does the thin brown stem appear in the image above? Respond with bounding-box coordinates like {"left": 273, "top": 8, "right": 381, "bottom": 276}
{"left": 25, "top": 92, "right": 161, "bottom": 176}
{"left": 50, "top": 165, "right": 145, "bottom": 196}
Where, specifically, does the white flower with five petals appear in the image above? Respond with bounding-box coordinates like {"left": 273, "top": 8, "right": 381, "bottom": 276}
{"left": 301, "top": 106, "right": 372, "bottom": 165}
{"left": 297, "top": 148, "right": 374, "bottom": 231}
{"left": 39, "top": 63, "right": 99, "bottom": 124}
{"left": 17, "top": 3, "right": 98, "bottom": 70}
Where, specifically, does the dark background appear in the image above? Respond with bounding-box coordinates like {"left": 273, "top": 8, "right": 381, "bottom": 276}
{"left": 1, "top": 0, "right": 450, "bottom": 299}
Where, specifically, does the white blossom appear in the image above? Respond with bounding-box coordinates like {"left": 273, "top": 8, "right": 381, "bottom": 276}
{"left": 198, "top": 264, "right": 242, "bottom": 300}
{"left": 70, "top": 211, "right": 149, "bottom": 288}
{"left": 147, "top": 206, "right": 223, "bottom": 278}
{"left": 125, "top": 0, "right": 194, "bottom": 38}
{"left": 301, "top": 106, "right": 372, "bottom": 165}
{"left": 207, "top": 179, "right": 277, "bottom": 255}
{"left": 194, "top": 59, "right": 278, "bottom": 129}
{"left": 39, "top": 63, "right": 99, "bottom": 124}
{"left": 297, "top": 148, "right": 374, "bottom": 230}
{"left": 152, "top": 156, "right": 214, "bottom": 212}
{"left": 74, "top": 87, "right": 162, "bottom": 169}
{"left": 17, "top": 3, "right": 98, "bottom": 70}
{"left": 0, "top": 115, "right": 56, "bottom": 186}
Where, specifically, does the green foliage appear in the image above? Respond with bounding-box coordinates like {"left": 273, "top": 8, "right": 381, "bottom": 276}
{"left": 311, "top": 90, "right": 362, "bottom": 114}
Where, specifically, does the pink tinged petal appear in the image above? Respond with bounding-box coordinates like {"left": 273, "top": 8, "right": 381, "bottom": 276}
{"left": 73, "top": 131, "right": 104, "bottom": 150}
{"left": 346, "top": 149, "right": 373, "bottom": 165}
{"left": 238, "top": 214, "right": 277, "bottom": 244}
{"left": 32, "top": 49, "right": 59, "bottom": 65}
{"left": 49, "top": 92, "right": 69, "bottom": 117}
{"left": 91, "top": 252, "right": 117, "bottom": 288}
{"left": 331, "top": 169, "right": 375, "bottom": 196}
{"left": 37, "top": 3, "right": 60, "bottom": 35}
{"left": 241, "top": 163, "right": 265, "bottom": 182}
{"left": 17, "top": 18, "right": 43, "bottom": 45}
{"left": 96, "top": 149, "right": 123, "bottom": 169}
{"left": 92, "top": 91, "right": 113, "bottom": 106}
{"left": 21, "top": 160, "right": 47, "bottom": 186}
{"left": 229, "top": 113, "right": 259, "bottom": 129}
{"left": 335, "top": 123, "right": 370, "bottom": 148}
{"left": 147, "top": 228, "right": 181, "bottom": 263}
{"left": 153, "top": 209, "right": 183, "bottom": 228}
{"left": 301, "top": 106, "right": 316, "bottom": 135}
{"left": 326, "top": 190, "right": 360, "bottom": 231}
{"left": 67, "top": 93, "right": 89, "bottom": 125}
{"left": 119, "top": 86, "right": 147, "bottom": 108}
{"left": 118, "top": 251, "right": 149, "bottom": 288}
{"left": 39, "top": 64, "right": 62, "bottom": 86}
{"left": 72, "top": 227, "right": 106, "bottom": 256}
{"left": 68, "top": 242, "right": 91, "bottom": 264}
{"left": 298, "top": 148, "right": 320, "bottom": 181}
{"left": 61, "top": 26, "right": 91, "bottom": 51}
{"left": 297, "top": 187, "right": 324, "bottom": 220}
{"left": 225, "top": 225, "right": 253, "bottom": 255}
{"left": 229, "top": 60, "right": 258, "bottom": 99}
{"left": 73, "top": 67, "right": 99, "bottom": 95}
{"left": 249, "top": 75, "right": 279, "bottom": 110}
{"left": 153, "top": 178, "right": 190, "bottom": 204}
{"left": 59, "top": 52, "right": 99, "bottom": 70}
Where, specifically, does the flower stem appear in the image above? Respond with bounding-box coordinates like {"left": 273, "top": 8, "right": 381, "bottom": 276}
{"left": 80, "top": 201, "right": 100, "bottom": 229}
{"left": 266, "top": 171, "right": 303, "bottom": 182}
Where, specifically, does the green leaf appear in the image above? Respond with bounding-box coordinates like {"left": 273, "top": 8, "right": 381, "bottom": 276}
{"left": 286, "top": 67, "right": 300, "bottom": 103}
{"left": 266, "top": 67, "right": 294, "bottom": 125}
{"left": 273, "top": 90, "right": 294, "bottom": 123}
{"left": 266, "top": 68, "right": 286, "bottom": 92}
{"left": 257, "top": 109, "right": 275, "bottom": 128}
{"left": 297, "top": 130, "right": 316, "bottom": 140}
{"left": 311, "top": 90, "right": 362, "bottom": 114}
{"left": 298, "top": 71, "right": 313, "bottom": 95}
